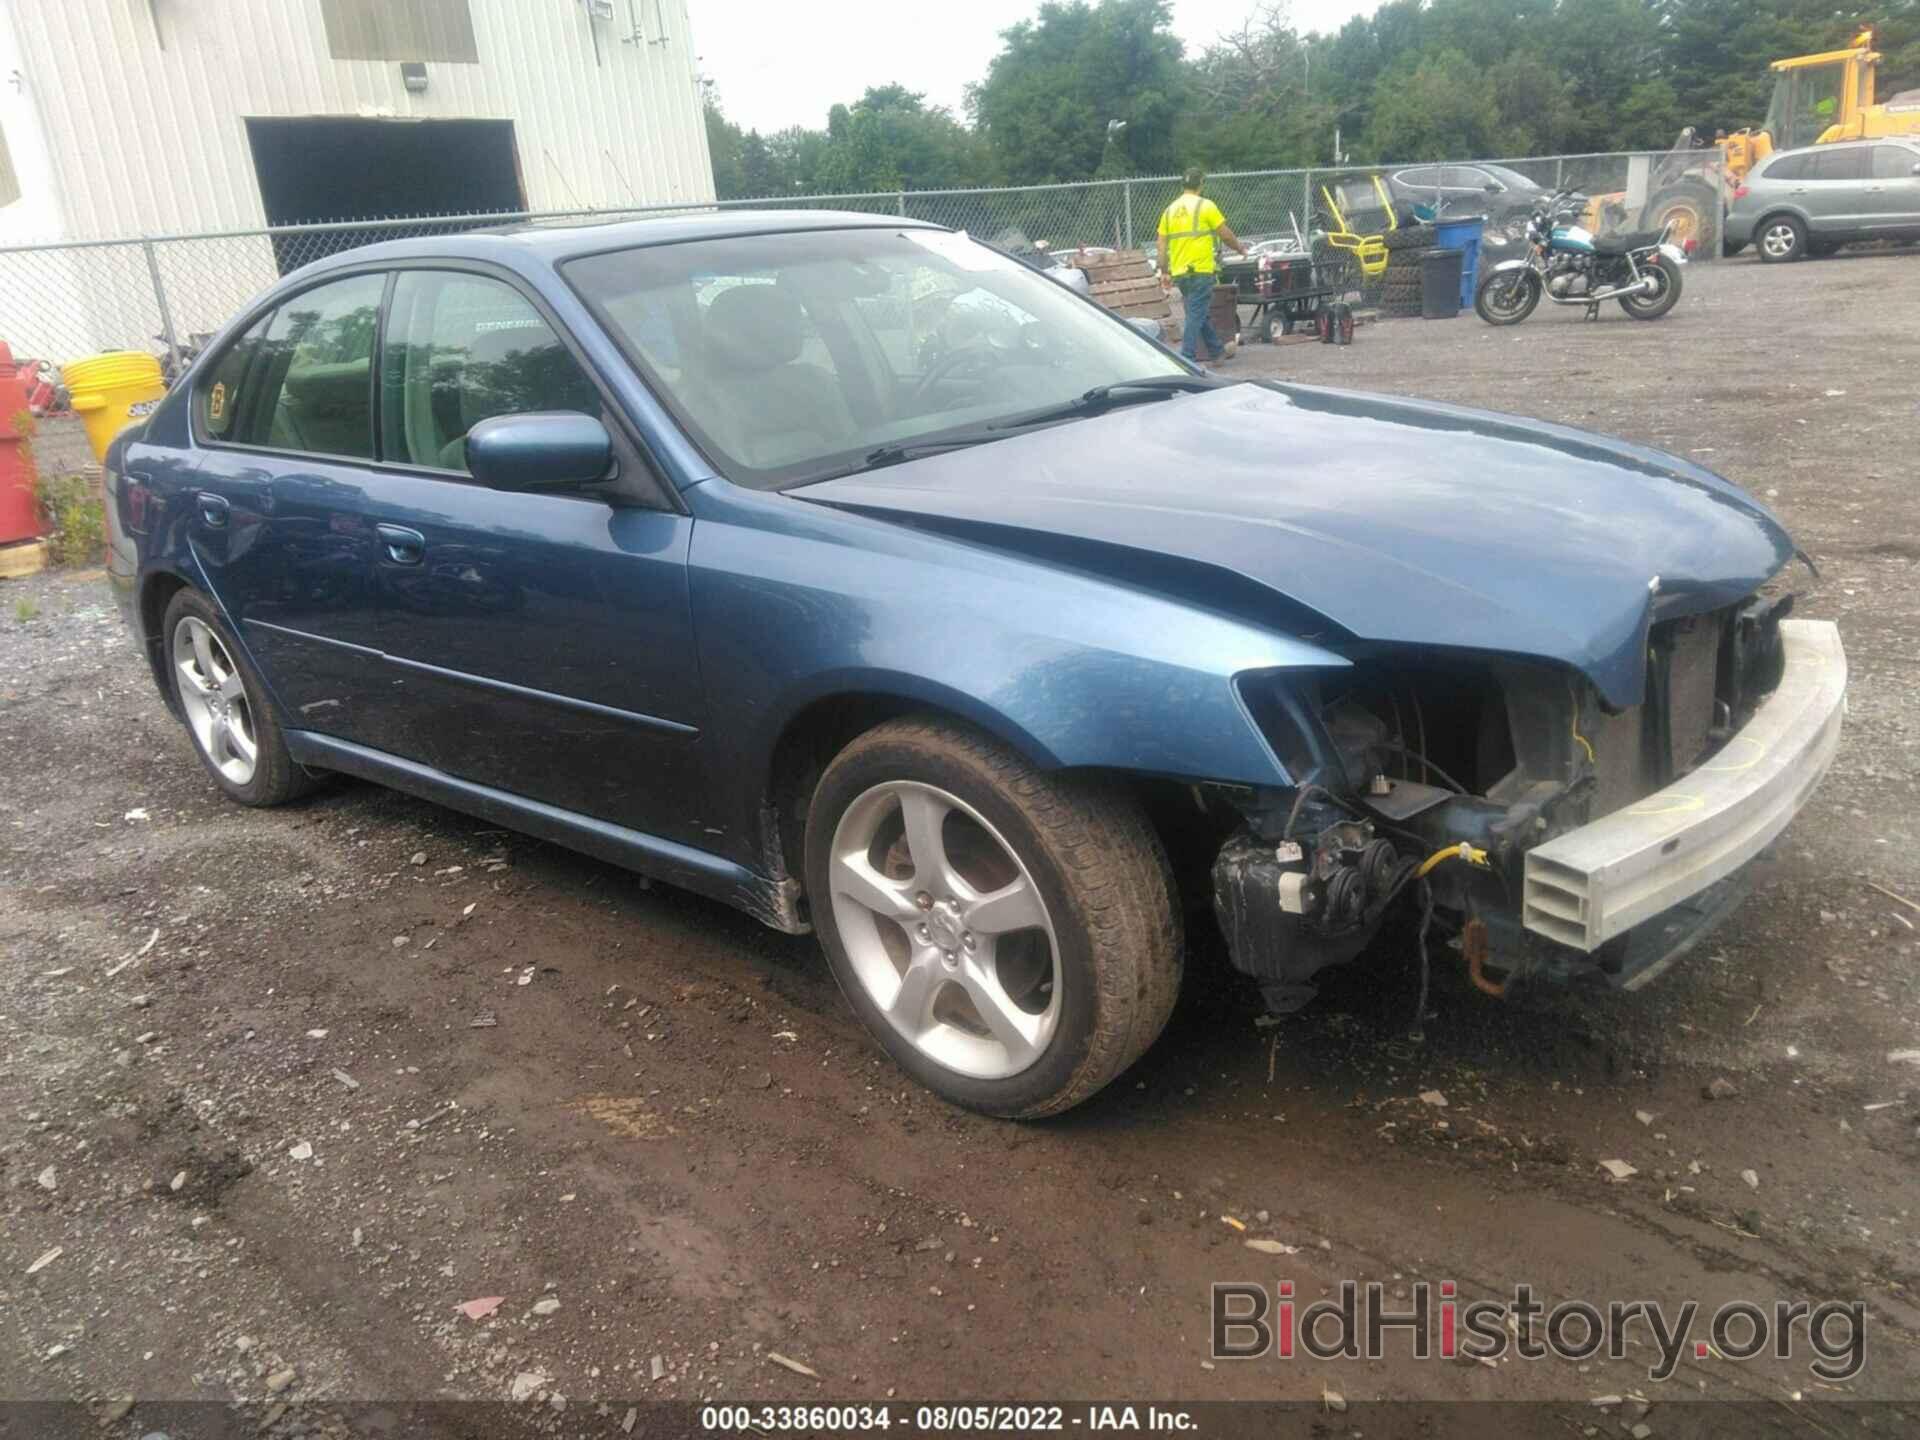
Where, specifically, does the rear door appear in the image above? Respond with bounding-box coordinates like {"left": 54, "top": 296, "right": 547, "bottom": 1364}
{"left": 1865, "top": 145, "right": 1920, "bottom": 233}
{"left": 361, "top": 265, "right": 706, "bottom": 842}
{"left": 189, "top": 270, "right": 393, "bottom": 741}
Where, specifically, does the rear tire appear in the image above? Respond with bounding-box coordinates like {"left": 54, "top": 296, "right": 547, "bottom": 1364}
{"left": 1475, "top": 267, "right": 1541, "bottom": 325}
{"left": 1643, "top": 183, "right": 1719, "bottom": 260}
{"left": 162, "top": 588, "right": 317, "bottom": 807}
{"left": 1618, "top": 256, "right": 1683, "bottom": 320}
{"left": 804, "top": 717, "right": 1181, "bottom": 1118}
{"left": 1757, "top": 214, "right": 1805, "bottom": 263}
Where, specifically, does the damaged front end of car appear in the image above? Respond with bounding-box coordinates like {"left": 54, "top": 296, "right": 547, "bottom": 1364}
{"left": 1210, "top": 592, "right": 1846, "bottom": 1013}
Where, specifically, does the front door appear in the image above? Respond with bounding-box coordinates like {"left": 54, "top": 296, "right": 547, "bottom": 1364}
{"left": 362, "top": 268, "right": 707, "bottom": 843}
{"left": 1865, "top": 145, "right": 1920, "bottom": 233}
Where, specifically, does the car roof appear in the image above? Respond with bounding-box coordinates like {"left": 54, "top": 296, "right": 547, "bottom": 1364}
{"left": 1770, "top": 136, "right": 1917, "bottom": 156}
{"left": 302, "top": 208, "right": 945, "bottom": 274}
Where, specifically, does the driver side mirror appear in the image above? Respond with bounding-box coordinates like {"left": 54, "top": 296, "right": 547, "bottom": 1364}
{"left": 1484, "top": 182, "right": 1503, "bottom": 193}
{"left": 466, "top": 413, "right": 614, "bottom": 491}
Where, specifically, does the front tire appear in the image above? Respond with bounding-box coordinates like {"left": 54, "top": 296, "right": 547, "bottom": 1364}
{"left": 805, "top": 718, "right": 1181, "bottom": 1118}
{"left": 1475, "top": 267, "right": 1541, "bottom": 326}
{"left": 163, "top": 588, "right": 316, "bottom": 807}
{"left": 1757, "top": 214, "right": 1806, "bottom": 263}
{"left": 1618, "top": 257, "right": 1683, "bottom": 320}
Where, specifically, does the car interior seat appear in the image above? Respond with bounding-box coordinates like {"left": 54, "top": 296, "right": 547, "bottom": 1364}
{"left": 689, "top": 283, "right": 856, "bottom": 470}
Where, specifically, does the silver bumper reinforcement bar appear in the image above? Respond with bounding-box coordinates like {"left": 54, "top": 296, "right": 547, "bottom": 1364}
{"left": 1523, "top": 618, "right": 1846, "bottom": 952}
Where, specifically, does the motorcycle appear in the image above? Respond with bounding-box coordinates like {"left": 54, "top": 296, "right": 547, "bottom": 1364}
{"left": 1474, "top": 189, "right": 1688, "bottom": 326}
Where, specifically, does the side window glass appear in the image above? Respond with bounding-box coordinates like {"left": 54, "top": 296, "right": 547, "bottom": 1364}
{"left": 199, "top": 311, "right": 271, "bottom": 442}
{"left": 235, "top": 273, "right": 384, "bottom": 458}
{"left": 1872, "top": 146, "right": 1917, "bottom": 179}
{"left": 381, "top": 271, "right": 603, "bottom": 473}
{"left": 1766, "top": 154, "right": 1807, "bottom": 182}
{"left": 1808, "top": 147, "right": 1866, "bottom": 181}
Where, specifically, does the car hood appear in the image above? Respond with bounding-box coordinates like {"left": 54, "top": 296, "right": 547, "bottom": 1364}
{"left": 793, "top": 382, "right": 1795, "bottom": 708}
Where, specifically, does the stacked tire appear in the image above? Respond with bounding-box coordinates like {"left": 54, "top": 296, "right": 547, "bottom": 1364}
{"left": 1378, "top": 223, "right": 1436, "bottom": 318}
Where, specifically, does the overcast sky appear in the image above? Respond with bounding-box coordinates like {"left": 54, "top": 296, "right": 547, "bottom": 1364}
{"left": 690, "top": 0, "right": 1385, "bottom": 135}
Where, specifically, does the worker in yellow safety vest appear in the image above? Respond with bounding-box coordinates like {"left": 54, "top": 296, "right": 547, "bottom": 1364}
{"left": 1157, "top": 167, "right": 1248, "bottom": 367}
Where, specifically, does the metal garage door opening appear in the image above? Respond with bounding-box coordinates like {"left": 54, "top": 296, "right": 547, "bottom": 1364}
{"left": 245, "top": 117, "right": 526, "bottom": 269}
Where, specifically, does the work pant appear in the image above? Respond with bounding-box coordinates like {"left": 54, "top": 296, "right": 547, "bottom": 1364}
{"left": 1175, "top": 272, "right": 1223, "bottom": 361}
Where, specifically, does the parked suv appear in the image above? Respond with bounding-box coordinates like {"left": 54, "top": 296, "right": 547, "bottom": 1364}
{"left": 105, "top": 213, "right": 1844, "bottom": 1117}
{"left": 1725, "top": 138, "right": 1920, "bottom": 261}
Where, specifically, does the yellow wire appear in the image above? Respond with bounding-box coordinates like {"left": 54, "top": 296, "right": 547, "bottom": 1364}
{"left": 1416, "top": 842, "right": 1489, "bottom": 879}
{"left": 1569, "top": 684, "right": 1596, "bottom": 766}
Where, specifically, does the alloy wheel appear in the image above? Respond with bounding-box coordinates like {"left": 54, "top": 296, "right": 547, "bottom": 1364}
{"left": 172, "top": 615, "right": 258, "bottom": 785}
{"left": 826, "top": 780, "right": 1060, "bottom": 1079}
{"left": 1761, "top": 222, "right": 1798, "bottom": 260}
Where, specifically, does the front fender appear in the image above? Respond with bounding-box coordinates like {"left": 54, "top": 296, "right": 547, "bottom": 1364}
{"left": 685, "top": 479, "right": 1347, "bottom": 863}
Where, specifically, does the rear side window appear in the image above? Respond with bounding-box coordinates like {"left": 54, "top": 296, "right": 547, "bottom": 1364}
{"left": 208, "top": 273, "right": 384, "bottom": 458}
{"left": 1764, "top": 153, "right": 1810, "bottom": 181}
{"left": 380, "top": 271, "right": 603, "bottom": 474}
{"left": 1806, "top": 147, "right": 1867, "bottom": 181}
{"left": 1872, "top": 146, "right": 1919, "bottom": 178}
{"left": 199, "top": 312, "right": 270, "bottom": 442}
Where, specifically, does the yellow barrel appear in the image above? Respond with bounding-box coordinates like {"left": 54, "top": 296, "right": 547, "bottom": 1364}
{"left": 62, "top": 352, "right": 167, "bottom": 463}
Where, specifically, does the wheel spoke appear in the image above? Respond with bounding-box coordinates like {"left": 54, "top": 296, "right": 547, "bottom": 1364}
{"left": 964, "top": 877, "right": 1045, "bottom": 937}
{"left": 218, "top": 672, "right": 247, "bottom": 704}
{"left": 208, "top": 715, "right": 236, "bottom": 767}
{"left": 885, "top": 956, "right": 943, "bottom": 1033}
{"left": 225, "top": 711, "right": 258, "bottom": 765}
{"left": 175, "top": 657, "right": 212, "bottom": 696}
{"left": 897, "top": 788, "right": 957, "bottom": 895}
{"left": 832, "top": 852, "right": 918, "bottom": 923}
{"left": 959, "top": 961, "right": 1042, "bottom": 1068}
{"left": 188, "top": 619, "right": 217, "bottom": 681}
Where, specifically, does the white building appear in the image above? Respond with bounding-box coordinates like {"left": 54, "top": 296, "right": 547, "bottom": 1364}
{"left": 0, "top": 0, "right": 714, "bottom": 357}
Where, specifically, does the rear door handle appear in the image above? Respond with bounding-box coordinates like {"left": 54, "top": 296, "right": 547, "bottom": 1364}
{"left": 195, "top": 492, "right": 229, "bottom": 529}
{"left": 376, "top": 523, "right": 426, "bottom": 566}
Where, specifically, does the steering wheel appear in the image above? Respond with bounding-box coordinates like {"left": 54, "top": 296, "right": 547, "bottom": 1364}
{"left": 910, "top": 346, "right": 1000, "bottom": 406}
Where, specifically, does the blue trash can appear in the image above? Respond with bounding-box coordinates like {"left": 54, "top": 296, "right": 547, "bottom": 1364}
{"left": 1433, "top": 214, "right": 1486, "bottom": 310}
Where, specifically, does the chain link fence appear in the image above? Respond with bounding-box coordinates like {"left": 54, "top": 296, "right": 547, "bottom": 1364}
{"left": 0, "top": 149, "right": 1722, "bottom": 368}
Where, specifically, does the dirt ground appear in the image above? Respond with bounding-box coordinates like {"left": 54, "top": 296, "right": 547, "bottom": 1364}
{"left": 3, "top": 250, "right": 1918, "bottom": 1434}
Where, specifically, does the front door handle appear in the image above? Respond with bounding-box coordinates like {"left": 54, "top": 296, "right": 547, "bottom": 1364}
{"left": 376, "top": 524, "right": 426, "bottom": 566}
{"left": 195, "top": 492, "right": 229, "bottom": 529}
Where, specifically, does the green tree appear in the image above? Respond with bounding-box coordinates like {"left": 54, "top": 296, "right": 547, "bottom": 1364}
{"left": 1361, "top": 49, "right": 1503, "bottom": 160}
{"left": 969, "top": 0, "right": 1184, "bottom": 183}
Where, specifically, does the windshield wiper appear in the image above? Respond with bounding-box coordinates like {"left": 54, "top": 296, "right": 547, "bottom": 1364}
{"left": 830, "top": 376, "right": 1224, "bottom": 479}
{"left": 858, "top": 432, "right": 1007, "bottom": 470}
{"left": 988, "top": 374, "right": 1223, "bottom": 431}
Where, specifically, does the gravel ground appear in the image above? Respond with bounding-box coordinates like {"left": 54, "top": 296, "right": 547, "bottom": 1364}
{"left": 2, "top": 250, "right": 1917, "bottom": 1434}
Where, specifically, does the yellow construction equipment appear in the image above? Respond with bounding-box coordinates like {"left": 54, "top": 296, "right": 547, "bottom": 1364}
{"left": 1596, "top": 26, "right": 1919, "bottom": 255}
{"left": 1718, "top": 27, "right": 1920, "bottom": 183}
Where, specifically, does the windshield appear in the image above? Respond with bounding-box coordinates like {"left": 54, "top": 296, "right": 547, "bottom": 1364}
{"left": 564, "top": 226, "right": 1184, "bottom": 488}
{"left": 1764, "top": 61, "right": 1845, "bottom": 150}
{"left": 1478, "top": 164, "right": 1541, "bottom": 193}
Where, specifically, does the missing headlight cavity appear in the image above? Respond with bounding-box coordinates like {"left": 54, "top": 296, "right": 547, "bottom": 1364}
{"left": 1214, "top": 593, "right": 1806, "bottom": 1015}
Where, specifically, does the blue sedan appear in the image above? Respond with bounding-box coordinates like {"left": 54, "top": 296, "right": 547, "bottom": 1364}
{"left": 104, "top": 211, "right": 1845, "bottom": 1116}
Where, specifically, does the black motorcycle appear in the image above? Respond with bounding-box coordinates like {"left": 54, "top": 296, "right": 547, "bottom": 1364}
{"left": 1474, "top": 189, "right": 1688, "bottom": 326}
